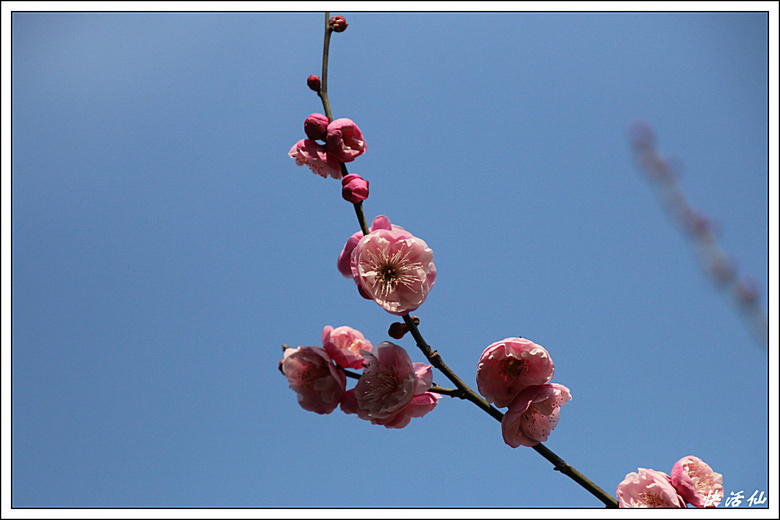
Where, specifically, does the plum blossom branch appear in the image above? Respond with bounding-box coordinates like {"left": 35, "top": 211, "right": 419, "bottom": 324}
{"left": 401, "top": 314, "right": 619, "bottom": 508}
{"left": 284, "top": 12, "right": 619, "bottom": 508}
{"left": 628, "top": 121, "right": 768, "bottom": 349}
{"left": 315, "top": 12, "right": 370, "bottom": 236}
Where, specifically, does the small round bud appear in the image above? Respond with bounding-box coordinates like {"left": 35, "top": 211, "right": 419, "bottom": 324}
{"left": 330, "top": 15, "right": 348, "bottom": 32}
{"left": 307, "top": 74, "right": 321, "bottom": 92}
{"left": 304, "top": 113, "right": 329, "bottom": 141}
{"left": 388, "top": 322, "right": 407, "bottom": 340}
{"left": 341, "top": 173, "right": 369, "bottom": 204}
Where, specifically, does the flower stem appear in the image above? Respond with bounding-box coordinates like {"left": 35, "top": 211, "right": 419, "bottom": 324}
{"left": 401, "top": 314, "right": 619, "bottom": 508}
{"left": 402, "top": 314, "right": 504, "bottom": 422}
{"left": 319, "top": 12, "right": 334, "bottom": 122}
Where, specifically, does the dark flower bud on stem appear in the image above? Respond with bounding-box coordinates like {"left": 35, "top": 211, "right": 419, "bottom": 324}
{"left": 388, "top": 316, "right": 419, "bottom": 339}
{"left": 330, "top": 15, "right": 348, "bottom": 32}
{"left": 307, "top": 74, "right": 321, "bottom": 92}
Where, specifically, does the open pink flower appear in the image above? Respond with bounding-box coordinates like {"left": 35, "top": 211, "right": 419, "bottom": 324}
{"left": 349, "top": 218, "right": 436, "bottom": 315}
{"left": 617, "top": 468, "right": 687, "bottom": 508}
{"left": 476, "top": 337, "right": 554, "bottom": 408}
{"left": 288, "top": 138, "right": 341, "bottom": 179}
{"left": 341, "top": 342, "right": 440, "bottom": 428}
{"left": 501, "top": 383, "right": 571, "bottom": 447}
{"left": 337, "top": 215, "right": 397, "bottom": 278}
{"left": 321, "top": 325, "right": 372, "bottom": 369}
{"left": 325, "top": 118, "right": 366, "bottom": 163}
{"left": 670, "top": 456, "right": 723, "bottom": 508}
{"left": 280, "top": 346, "right": 346, "bottom": 414}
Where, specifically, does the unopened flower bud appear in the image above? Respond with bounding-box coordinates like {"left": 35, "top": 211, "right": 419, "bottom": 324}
{"left": 341, "top": 173, "right": 369, "bottom": 203}
{"left": 307, "top": 74, "right": 321, "bottom": 92}
{"left": 304, "top": 113, "right": 330, "bottom": 141}
{"left": 388, "top": 322, "right": 407, "bottom": 340}
{"left": 330, "top": 15, "right": 348, "bottom": 32}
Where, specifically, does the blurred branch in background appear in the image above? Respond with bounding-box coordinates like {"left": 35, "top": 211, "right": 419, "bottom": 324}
{"left": 628, "top": 120, "right": 768, "bottom": 349}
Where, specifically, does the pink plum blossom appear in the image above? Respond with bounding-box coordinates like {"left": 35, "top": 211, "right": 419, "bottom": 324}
{"left": 337, "top": 215, "right": 396, "bottom": 278}
{"left": 304, "top": 113, "right": 330, "bottom": 141}
{"left": 321, "top": 325, "right": 372, "bottom": 370}
{"left": 280, "top": 346, "right": 346, "bottom": 415}
{"left": 341, "top": 173, "right": 369, "bottom": 203}
{"left": 476, "top": 337, "right": 554, "bottom": 408}
{"left": 325, "top": 118, "right": 366, "bottom": 163}
{"left": 288, "top": 138, "right": 341, "bottom": 179}
{"left": 616, "top": 468, "right": 687, "bottom": 508}
{"left": 670, "top": 456, "right": 724, "bottom": 508}
{"left": 501, "top": 383, "right": 571, "bottom": 448}
{"left": 341, "top": 342, "right": 440, "bottom": 428}
{"left": 349, "top": 217, "right": 436, "bottom": 315}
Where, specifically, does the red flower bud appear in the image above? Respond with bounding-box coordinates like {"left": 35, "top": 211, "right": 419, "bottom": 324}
{"left": 304, "top": 113, "right": 329, "bottom": 141}
{"left": 388, "top": 322, "right": 408, "bottom": 340}
{"left": 330, "top": 15, "right": 348, "bottom": 32}
{"left": 341, "top": 174, "right": 369, "bottom": 204}
{"left": 307, "top": 74, "right": 321, "bottom": 92}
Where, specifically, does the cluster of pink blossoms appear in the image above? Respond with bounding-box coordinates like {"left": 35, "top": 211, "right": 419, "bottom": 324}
{"left": 279, "top": 325, "right": 440, "bottom": 429}
{"left": 289, "top": 113, "right": 366, "bottom": 180}
{"left": 476, "top": 337, "right": 571, "bottom": 448}
{"left": 616, "top": 456, "right": 724, "bottom": 508}
{"left": 339, "top": 215, "right": 437, "bottom": 315}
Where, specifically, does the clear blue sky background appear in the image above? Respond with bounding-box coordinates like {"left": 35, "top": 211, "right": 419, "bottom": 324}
{"left": 9, "top": 9, "right": 773, "bottom": 510}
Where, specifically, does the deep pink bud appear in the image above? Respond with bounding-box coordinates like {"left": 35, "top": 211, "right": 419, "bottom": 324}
{"left": 330, "top": 15, "right": 348, "bottom": 32}
{"left": 307, "top": 74, "right": 321, "bottom": 92}
{"left": 304, "top": 113, "right": 329, "bottom": 141}
{"left": 341, "top": 174, "right": 369, "bottom": 203}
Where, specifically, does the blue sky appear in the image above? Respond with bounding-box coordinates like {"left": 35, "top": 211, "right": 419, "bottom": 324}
{"left": 5, "top": 6, "right": 776, "bottom": 513}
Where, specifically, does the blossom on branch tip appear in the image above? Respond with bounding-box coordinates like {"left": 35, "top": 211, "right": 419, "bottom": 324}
{"left": 670, "top": 456, "right": 723, "bottom": 508}
{"left": 321, "top": 325, "right": 372, "bottom": 370}
{"left": 341, "top": 174, "right": 369, "bottom": 203}
{"left": 340, "top": 342, "right": 440, "bottom": 428}
{"left": 476, "top": 337, "right": 554, "bottom": 408}
{"left": 304, "top": 113, "right": 330, "bottom": 141}
{"left": 288, "top": 138, "right": 341, "bottom": 179}
{"left": 348, "top": 216, "right": 436, "bottom": 315}
{"left": 326, "top": 118, "right": 366, "bottom": 163}
{"left": 501, "top": 383, "right": 571, "bottom": 448}
{"left": 616, "top": 468, "right": 687, "bottom": 508}
{"left": 280, "top": 346, "right": 346, "bottom": 414}
{"left": 329, "top": 15, "right": 348, "bottom": 32}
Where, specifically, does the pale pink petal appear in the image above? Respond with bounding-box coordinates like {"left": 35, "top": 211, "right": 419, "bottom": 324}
{"left": 280, "top": 346, "right": 346, "bottom": 415}
{"left": 412, "top": 362, "right": 433, "bottom": 395}
{"left": 288, "top": 138, "right": 341, "bottom": 179}
{"left": 322, "top": 325, "right": 372, "bottom": 369}
{"left": 617, "top": 468, "right": 687, "bottom": 508}
{"left": 502, "top": 383, "right": 571, "bottom": 448}
{"left": 670, "top": 456, "right": 724, "bottom": 508}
